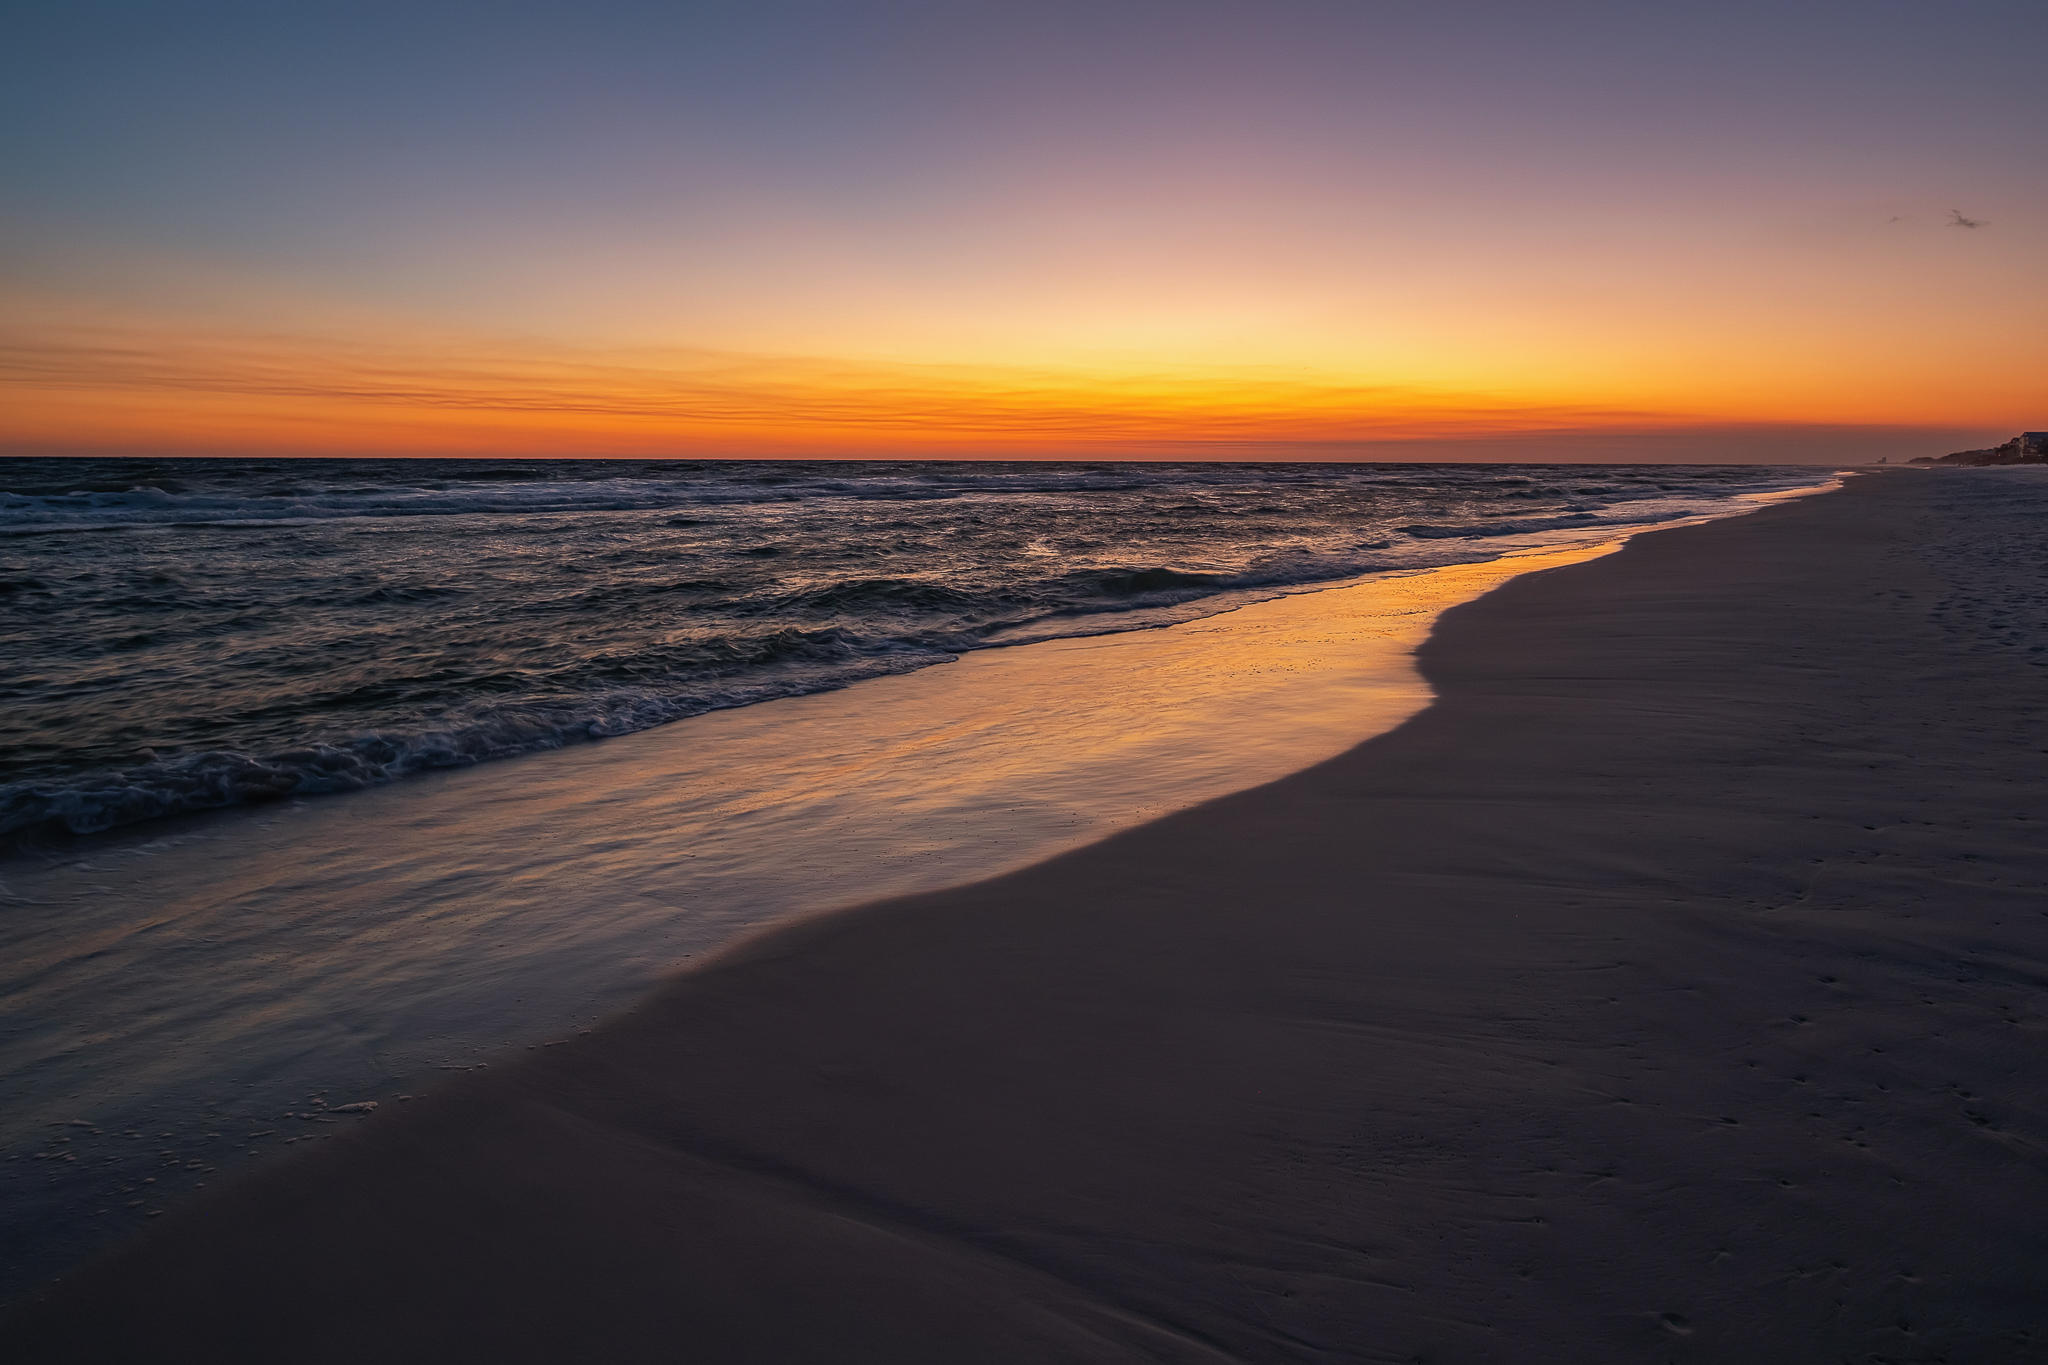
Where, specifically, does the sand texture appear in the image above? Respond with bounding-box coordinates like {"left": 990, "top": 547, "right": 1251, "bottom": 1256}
{"left": 11, "top": 470, "right": 2047, "bottom": 1362}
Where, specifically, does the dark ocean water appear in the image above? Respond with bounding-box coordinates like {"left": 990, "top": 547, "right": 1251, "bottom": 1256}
{"left": 0, "top": 458, "right": 1820, "bottom": 843}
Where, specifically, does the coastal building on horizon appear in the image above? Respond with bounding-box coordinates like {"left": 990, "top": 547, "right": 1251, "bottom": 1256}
{"left": 1913, "top": 431, "right": 2048, "bottom": 465}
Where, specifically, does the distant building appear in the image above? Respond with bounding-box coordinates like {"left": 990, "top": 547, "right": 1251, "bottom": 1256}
{"left": 1910, "top": 431, "right": 2048, "bottom": 466}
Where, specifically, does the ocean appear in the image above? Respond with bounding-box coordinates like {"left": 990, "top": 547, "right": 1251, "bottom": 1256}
{"left": 1, "top": 458, "right": 1819, "bottom": 847}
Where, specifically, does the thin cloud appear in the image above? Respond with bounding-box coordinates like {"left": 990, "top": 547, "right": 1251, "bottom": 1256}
{"left": 0, "top": 323, "right": 1677, "bottom": 447}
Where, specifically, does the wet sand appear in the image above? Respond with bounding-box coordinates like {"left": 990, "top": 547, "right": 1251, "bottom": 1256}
{"left": 0, "top": 536, "right": 1634, "bottom": 1298}
{"left": 12, "top": 470, "right": 2048, "bottom": 1361}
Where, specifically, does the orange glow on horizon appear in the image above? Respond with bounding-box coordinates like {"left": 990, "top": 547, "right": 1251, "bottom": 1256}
{"left": 0, "top": 310, "right": 2029, "bottom": 462}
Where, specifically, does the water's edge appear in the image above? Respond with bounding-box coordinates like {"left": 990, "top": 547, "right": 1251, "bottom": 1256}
{"left": 1, "top": 459, "right": 1828, "bottom": 849}
{"left": 0, "top": 474, "right": 1839, "bottom": 1303}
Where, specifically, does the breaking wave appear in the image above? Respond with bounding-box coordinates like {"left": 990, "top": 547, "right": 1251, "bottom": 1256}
{"left": 0, "top": 456, "right": 1829, "bottom": 844}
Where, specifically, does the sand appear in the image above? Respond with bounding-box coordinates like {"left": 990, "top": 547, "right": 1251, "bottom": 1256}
{"left": 0, "top": 534, "right": 1638, "bottom": 1299}
{"left": 10, "top": 469, "right": 2047, "bottom": 1362}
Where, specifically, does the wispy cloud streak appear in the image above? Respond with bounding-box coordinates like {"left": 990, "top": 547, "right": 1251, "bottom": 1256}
{"left": 0, "top": 323, "right": 1675, "bottom": 449}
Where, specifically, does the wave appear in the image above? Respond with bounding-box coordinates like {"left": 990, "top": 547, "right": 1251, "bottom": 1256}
{"left": 0, "top": 480, "right": 727, "bottom": 532}
{"left": 0, "top": 517, "right": 1656, "bottom": 845}
{"left": 0, "top": 543, "right": 1428, "bottom": 844}
{"left": 0, "top": 460, "right": 1777, "bottom": 534}
{"left": 0, "top": 468, "right": 1195, "bottom": 533}
{"left": 1, "top": 458, "right": 1832, "bottom": 847}
{"left": 1398, "top": 507, "right": 1688, "bottom": 540}
{"left": 0, "top": 650, "right": 951, "bottom": 844}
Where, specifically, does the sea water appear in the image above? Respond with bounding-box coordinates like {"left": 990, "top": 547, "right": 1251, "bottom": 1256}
{"left": 2, "top": 458, "right": 1814, "bottom": 844}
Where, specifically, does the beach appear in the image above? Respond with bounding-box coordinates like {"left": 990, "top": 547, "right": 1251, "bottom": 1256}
{"left": 0, "top": 529, "right": 1659, "bottom": 1298}
{"left": 1, "top": 464, "right": 1810, "bottom": 1297}
{"left": 10, "top": 468, "right": 2046, "bottom": 1360}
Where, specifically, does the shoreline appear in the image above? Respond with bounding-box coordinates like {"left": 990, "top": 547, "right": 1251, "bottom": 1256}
{"left": 0, "top": 498, "right": 1785, "bottom": 1302}
{"left": 4, "top": 460, "right": 1822, "bottom": 853}
{"left": 16, "top": 470, "right": 2048, "bottom": 1361}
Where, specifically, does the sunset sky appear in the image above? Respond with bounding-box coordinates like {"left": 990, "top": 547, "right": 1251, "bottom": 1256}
{"left": 3, "top": 0, "right": 2042, "bottom": 461}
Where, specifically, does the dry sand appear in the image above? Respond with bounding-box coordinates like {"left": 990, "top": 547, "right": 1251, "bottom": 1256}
{"left": 11, "top": 469, "right": 2047, "bottom": 1362}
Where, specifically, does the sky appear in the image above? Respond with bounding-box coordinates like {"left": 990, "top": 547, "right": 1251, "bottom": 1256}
{"left": 2, "top": 0, "right": 2042, "bottom": 462}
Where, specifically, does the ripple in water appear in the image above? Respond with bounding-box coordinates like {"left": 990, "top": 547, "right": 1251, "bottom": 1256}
{"left": 0, "top": 456, "right": 1818, "bottom": 843}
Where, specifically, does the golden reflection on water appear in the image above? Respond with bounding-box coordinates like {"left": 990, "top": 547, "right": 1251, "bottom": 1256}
{"left": 602, "top": 539, "right": 1624, "bottom": 885}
